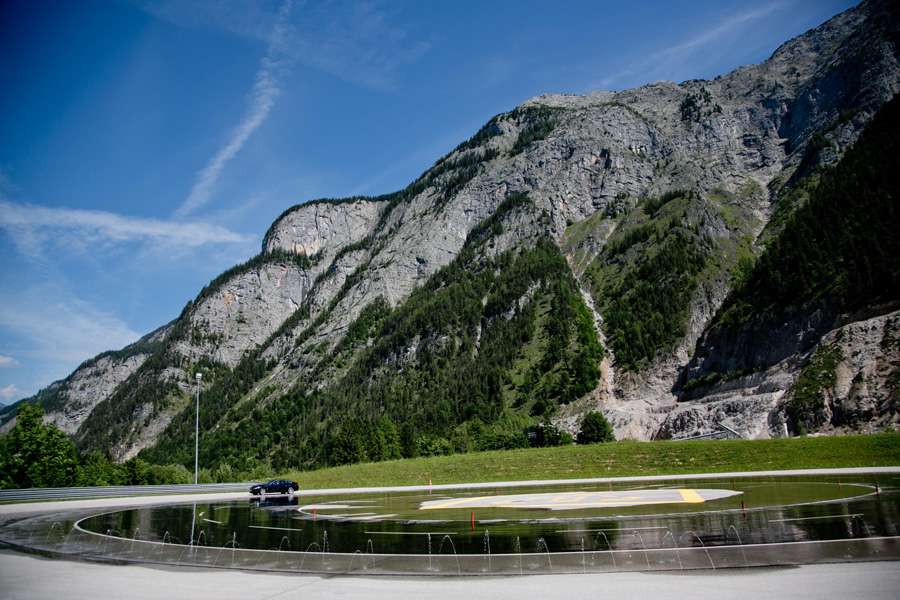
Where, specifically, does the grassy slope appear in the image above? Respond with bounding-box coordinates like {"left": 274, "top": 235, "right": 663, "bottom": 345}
{"left": 282, "top": 433, "right": 900, "bottom": 489}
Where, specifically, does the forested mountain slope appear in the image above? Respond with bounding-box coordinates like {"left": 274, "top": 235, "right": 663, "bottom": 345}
{"left": 3, "top": 0, "right": 898, "bottom": 470}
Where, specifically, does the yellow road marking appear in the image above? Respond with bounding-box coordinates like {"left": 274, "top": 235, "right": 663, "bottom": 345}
{"left": 420, "top": 495, "right": 496, "bottom": 510}
{"left": 679, "top": 489, "right": 705, "bottom": 503}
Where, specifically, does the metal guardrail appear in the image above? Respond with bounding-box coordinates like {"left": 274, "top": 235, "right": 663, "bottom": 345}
{"left": 0, "top": 482, "right": 251, "bottom": 503}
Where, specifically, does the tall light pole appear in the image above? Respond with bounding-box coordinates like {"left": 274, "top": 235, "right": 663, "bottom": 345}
{"left": 194, "top": 372, "right": 202, "bottom": 485}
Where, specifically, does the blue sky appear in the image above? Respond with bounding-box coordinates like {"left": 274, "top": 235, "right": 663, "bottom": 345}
{"left": 0, "top": 0, "right": 855, "bottom": 403}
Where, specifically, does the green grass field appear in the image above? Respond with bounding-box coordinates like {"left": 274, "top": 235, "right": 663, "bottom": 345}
{"left": 282, "top": 433, "right": 900, "bottom": 489}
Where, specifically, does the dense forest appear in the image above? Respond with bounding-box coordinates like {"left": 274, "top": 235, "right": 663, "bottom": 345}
{"left": 579, "top": 187, "right": 753, "bottom": 372}
{"left": 681, "top": 93, "right": 900, "bottom": 399}
{"left": 137, "top": 194, "right": 611, "bottom": 477}
{"left": 715, "top": 94, "right": 900, "bottom": 328}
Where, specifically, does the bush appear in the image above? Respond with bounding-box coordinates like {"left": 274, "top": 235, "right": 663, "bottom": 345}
{"left": 415, "top": 435, "right": 453, "bottom": 457}
{"left": 477, "top": 428, "right": 528, "bottom": 451}
{"left": 76, "top": 451, "right": 126, "bottom": 486}
{"left": 148, "top": 462, "right": 193, "bottom": 484}
{"left": 576, "top": 411, "right": 615, "bottom": 444}
{"left": 526, "top": 423, "right": 572, "bottom": 447}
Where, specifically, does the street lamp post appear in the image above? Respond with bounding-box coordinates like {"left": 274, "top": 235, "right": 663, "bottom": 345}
{"left": 194, "top": 372, "right": 202, "bottom": 485}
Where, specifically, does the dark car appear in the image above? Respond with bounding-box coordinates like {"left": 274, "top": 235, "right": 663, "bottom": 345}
{"left": 250, "top": 479, "right": 299, "bottom": 496}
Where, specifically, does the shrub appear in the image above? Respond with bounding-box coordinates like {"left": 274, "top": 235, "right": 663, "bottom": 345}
{"left": 576, "top": 411, "right": 615, "bottom": 444}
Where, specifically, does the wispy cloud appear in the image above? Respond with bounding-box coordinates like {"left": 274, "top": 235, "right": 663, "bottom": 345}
{"left": 0, "top": 355, "right": 19, "bottom": 368}
{"left": 140, "top": 0, "right": 430, "bottom": 92}
{"left": 173, "top": 0, "right": 295, "bottom": 218}
{"left": 0, "top": 286, "right": 141, "bottom": 367}
{"left": 593, "top": 2, "right": 788, "bottom": 89}
{"left": 0, "top": 200, "right": 253, "bottom": 258}
{"left": 289, "top": 1, "right": 430, "bottom": 90}
{"left": 0, "top": 384, "right": 19, "bottom": 401}
{"left": 658, "top": 3, "right": 786, "bottom": 57}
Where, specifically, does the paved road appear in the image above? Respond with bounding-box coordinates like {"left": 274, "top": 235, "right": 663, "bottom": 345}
{"left": 0, "top": 550, "right": 898, "bottom": 600}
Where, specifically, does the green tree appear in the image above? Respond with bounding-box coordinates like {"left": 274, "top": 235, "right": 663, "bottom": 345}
{"left": 76, "top": 451, "right": 125, "bottom": 486}
{"left": 370, "top": 416, "right": 402, "bottom": 461}
{"left": 330, "top": 419, "right": 368, "bottom": 465}
{"left": 576, "top": 411, "right": 615, "bottom": 445}
{"left": 0, "top": 404, "right": 78, "bottom": 488}
{"left": 147, "top": 462, "right": 192, "bottom": 485}
{"left": 415, "top": 434, "right": 453, "bottom": 457}
{"left": 527, "top": 423, "right": 572, "bottom": 447}
{"left": 124, "top": 458, "right": 151, "bottom": 485}
{"left": 400, "top": 422, "right": 418, "bottom": 458}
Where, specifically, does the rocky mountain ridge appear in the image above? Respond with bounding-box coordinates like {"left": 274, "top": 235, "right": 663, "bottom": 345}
{"left": 3, "top": 0, "right": 898, "bottom": 465}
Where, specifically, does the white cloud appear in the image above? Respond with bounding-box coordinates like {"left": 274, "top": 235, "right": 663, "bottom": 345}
{"left": 0, "top": 355, "right": 19, "bottom": 368}
{"left": 0, "top": 384, "right": 21, "bottom": 401}
{"left": 0, "top": 200, "right": 253, "bottom": 258}
{"left": 173, "top": 0, "right": 295, "bottom": 218}
{"left": 0, "top": 287, "right": 141, "bottom": 366}
{"left": 593, "top": 2, "right": 788, "bottom": 89}
{"left": 655, "top": 3, "right": 786, "bottom": 58}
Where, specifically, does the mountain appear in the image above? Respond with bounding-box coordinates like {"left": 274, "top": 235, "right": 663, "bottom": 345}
{"left": 3, "top": 0, "right": 898, "bottom": 471}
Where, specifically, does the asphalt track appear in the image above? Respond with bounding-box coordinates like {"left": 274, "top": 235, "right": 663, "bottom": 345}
{"left": 1, "top": 467, "right": 898, "bottom": 598}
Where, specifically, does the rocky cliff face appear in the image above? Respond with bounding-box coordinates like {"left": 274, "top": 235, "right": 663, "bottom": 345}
{"left": 172, "top": 259, "right": 315, "bottom": 367}
{"left": 10, "top": 0, "right": 899, "bottom": 462}
{"left": 0, "top": 352, "right": 149, "bottom": 436}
